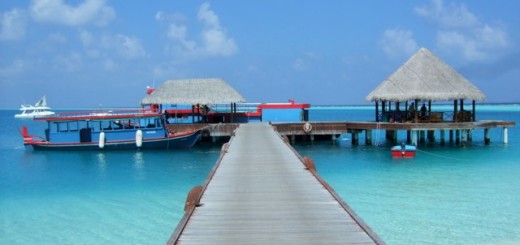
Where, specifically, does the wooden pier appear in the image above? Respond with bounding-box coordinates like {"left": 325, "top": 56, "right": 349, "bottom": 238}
{"left": 167, "top": 120, "right": 515, "bottom": 146}
{"left": 168, "top": 123, "right": 384, "bottom": 245}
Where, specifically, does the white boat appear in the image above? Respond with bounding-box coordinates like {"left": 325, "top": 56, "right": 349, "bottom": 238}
{"left": 14, "top": 96, "right": 55, "bottom": 119}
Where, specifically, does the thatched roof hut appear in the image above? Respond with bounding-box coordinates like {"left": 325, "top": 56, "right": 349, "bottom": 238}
{"left": 366, "top": 48, "right": 486, "bottom": 102}
{"left": 366, "top": 48, "right": 486, "bottom": 123}
{"left": 140, "top": 78, "right": 246, "bottom": 105}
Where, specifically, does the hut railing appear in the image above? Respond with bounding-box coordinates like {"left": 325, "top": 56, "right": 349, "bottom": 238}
{"left": 379, "top": 110, "right": 473, "bottom": 123}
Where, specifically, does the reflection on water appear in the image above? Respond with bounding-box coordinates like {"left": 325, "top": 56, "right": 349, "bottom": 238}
{"left": 97, "top": 153, "right": 106, "bottom": 177}
{"left": 133, "top": 151, "right": 146, "bottom": 180}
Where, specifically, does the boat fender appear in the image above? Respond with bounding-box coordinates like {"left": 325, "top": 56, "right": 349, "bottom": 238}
{"left": 136, "top": 130, "right": 143, "bottom": 148}
{"left": 303, "top": 122, "right": 312, "bottom": 134}
{"left": 99, "top": 132, "right": 106, "bottom": 149}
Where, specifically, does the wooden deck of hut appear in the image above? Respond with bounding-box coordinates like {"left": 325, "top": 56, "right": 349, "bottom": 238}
{"left": 168, "top": 123, "right": 384, "bottom": 245}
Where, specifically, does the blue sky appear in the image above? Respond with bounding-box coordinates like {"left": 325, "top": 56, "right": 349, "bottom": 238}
{"left": 1, "top": 0, "right": 519, "bottom": 108}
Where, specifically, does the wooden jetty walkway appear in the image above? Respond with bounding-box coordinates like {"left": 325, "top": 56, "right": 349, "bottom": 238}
{"left": 168, "top": 123, "right": 384, "bottom": 245}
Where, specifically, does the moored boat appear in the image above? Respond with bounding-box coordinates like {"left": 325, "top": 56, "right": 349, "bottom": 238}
{"left": 391, "top": 143, "right": 416, "bottom": 158}
{"left": 20, "top": 109, "right": 201, "bottom": 151}
{"left": 14, "top": 96, "right": 55, "bottom": 119}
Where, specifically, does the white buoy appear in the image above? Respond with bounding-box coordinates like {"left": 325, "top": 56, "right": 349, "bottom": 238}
{"left": 136, "top": 130, "right": 143, "bottom": 148}
{"left": 99, "top": 132, "right": 106, "bottom": 149}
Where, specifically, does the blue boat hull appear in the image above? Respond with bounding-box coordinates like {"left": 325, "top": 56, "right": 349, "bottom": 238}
{"left": 28, "top": 131, "right": 201, "bottom": 151}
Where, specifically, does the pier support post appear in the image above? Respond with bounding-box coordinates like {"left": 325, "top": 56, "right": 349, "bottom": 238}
{"left": 461, "top": 130, "right": 467, "bottom": 147}
{"left": 456, "top": 130, "right": 461, "bottom": 145}
{"left": 468, "top": 130, "right": 473, "bottom": 142}
{"left": 310, "top": 134, "right": 315, "bottom": 144}
{"left": 440, "top": 130, "right": 445, "bottom": 146}
{"left": 411, "top": 130, "right": 418, "bottom": 146}
{"left": 419, "top": 130, "right": 426, "bottom": 144}
{"left": 449, "top": 130, "right": 454, "bottom": 143}
{"left": 504, "top": 128, "right": 508, "bottom": 144}
{"left": 352, "top": 131, "right": 359, "bottom": 146}
{"left": 407, "top": 131, "right": 411, "bottom": 144}
{"left": 484, "top": 128, "right": 490, "bottom": 145}
{"left": 428, "top": 130, "right": 435, "bottom": 142}
{"left": 365, "top": 130, "right": 372, "bottom": 145}
{"left": 332, "top": 134, "right": 336, "bottom": 145}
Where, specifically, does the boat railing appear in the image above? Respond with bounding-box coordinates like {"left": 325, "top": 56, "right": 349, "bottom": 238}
{"left": 44, "top": 109, "right": 158, "bottom": 119}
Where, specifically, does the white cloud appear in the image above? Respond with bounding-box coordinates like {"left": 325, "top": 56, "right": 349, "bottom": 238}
{"left": 80, "top": 31, "right": 147, "bottom": 60}
{"left": 30, "top": 0, "right": 115, "bottom": 26}
{"left": 0, "top": 59, "right": 26, "bottom": 76}
{"left": 163, "top": 2, "right": 238, "bottom": 59}
{"left": 415, "top": 0, "right": 510, "bottom": 62}
{"left": 115, "top": 34, "right": 147, "bottom": 60}
{"left": 0, "top": 9, "right": 26, "bottom": 41}
{"left": 379, "top": 28, "right": 418, "bottom": 59}
{"left": 48, "top": 32, "right": 67, "bottom": 43}
{"left": 414, "top": 0, "right": 478, "bottom": 29}
{"left": 198, "top": 2, "right": 237, "bottom": 56}
{"left": 53, "top": 52, "right": 83, "bottom": 72}
{"left": 292, "top": 52, "right": 320, "bottom": 71}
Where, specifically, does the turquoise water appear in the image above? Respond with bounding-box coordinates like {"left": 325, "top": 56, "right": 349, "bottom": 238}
{"left": 1, "top": 106, "right": 519, "bottom": 244}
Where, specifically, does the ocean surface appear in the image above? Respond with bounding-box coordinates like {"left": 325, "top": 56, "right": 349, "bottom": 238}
{"left": 1, "top": 105, "right": 519, "bottom": 244}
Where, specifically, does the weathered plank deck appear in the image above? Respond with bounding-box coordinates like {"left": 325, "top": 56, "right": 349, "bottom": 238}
{"left": 168, "top": 123, "right": 384, "bottom": 245}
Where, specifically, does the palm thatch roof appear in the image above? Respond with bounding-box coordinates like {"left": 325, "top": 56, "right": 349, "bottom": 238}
{"left": 140, "top": 78, "right": 246, "bottom": 105}
{"left": 366, "top": 48, "right": 486, "bottom": 102}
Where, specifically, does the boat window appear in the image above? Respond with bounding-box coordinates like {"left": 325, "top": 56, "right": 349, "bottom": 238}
{"left": 59, "top": 122, "right": 69, "bottom": 132}
{"left": 101, "top": 120, "right": 112, "bottom": 131}
{"left": 89, "top": 121, "right": 101, "bottom": 132}
{"left": 69, "top": 121, "right": 79, "bottom": 131}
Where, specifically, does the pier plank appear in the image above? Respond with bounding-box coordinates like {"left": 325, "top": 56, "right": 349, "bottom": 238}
{"left": 170, "top": 123, "right": 384, "bottom": 245}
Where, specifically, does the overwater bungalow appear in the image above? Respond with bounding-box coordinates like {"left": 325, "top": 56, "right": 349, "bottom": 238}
{"left": 362, "top": 48, "right": 514, "bottom": 146}
{"left": 366, "top": 47, "right": 486, "bottom": 123}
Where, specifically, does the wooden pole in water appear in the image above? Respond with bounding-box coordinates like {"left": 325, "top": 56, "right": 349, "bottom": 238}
{"left": 484, "top": 128, "right": 491, "bottom": 144}
{"left": 456, "top": 130, "right": 461, "bottom": 145}
{"left": 461, "top": 130, "right": 467, "bottom": 146}
{"left": 440, "top": 130, "right": 445, "bottom": 145}
{"left": 352, "top": 131, "right": 359, "bottom": 145}
{"left": 411, "top": 130, "right": 418, "bottom": 146}
{"left": 365, "top": 130, "right": 372, "bottom": 145}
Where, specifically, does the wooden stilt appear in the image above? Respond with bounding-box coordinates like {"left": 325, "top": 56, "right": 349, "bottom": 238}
{"left": 411, "top": 130, "right": 418, "bottom": 146}
{"left": 427, "top": 130, "right": 435, "bottom": 142}
{"left": 461, "top": 130, "right": 467, "bottom": 147}
{"left": 407, "top": 131, "right": 411, "bottom": 144}
{"left": 456, "top": 130, "right": 461, "bottom": 145}
{"left": 419, "top": 130, "right": 425, "bottom": 144}
{"left": 352, "top": 131, "right": 359, "bottom": 145}
{"left": 449, "top": 130, "right": 454, "bottom": 142}
{"left": 440, "top": 130, "right": 445, "bottom": 145}
{"left": 484, "top": 128, "right": 490, "bottom": 145}
{"left": 365, "top": 130, "right": 372, "bottom": 145}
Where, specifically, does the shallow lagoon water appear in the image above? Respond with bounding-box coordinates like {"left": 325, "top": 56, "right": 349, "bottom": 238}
{"left": 1, "top": 105, "right": 519, "bottom": 244}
